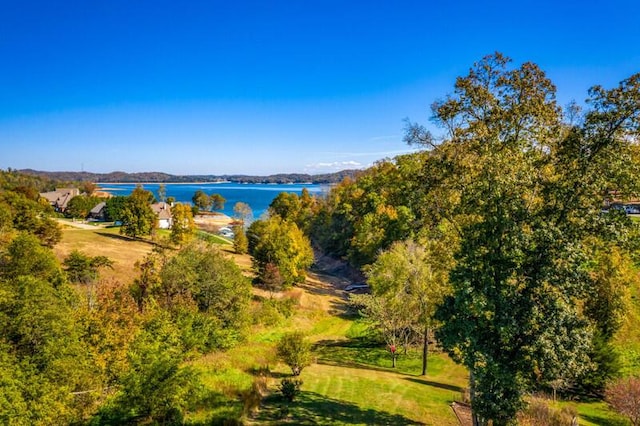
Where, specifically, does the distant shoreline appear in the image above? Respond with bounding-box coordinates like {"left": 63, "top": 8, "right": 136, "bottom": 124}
{"left": 98, "top": 181, "right": 231, "bottom": 186}
{"left": 19, "top": 168, "right": 359, "bottom": 185}
{"left": 96, "top": 181, "right": 323, "bottom": 185}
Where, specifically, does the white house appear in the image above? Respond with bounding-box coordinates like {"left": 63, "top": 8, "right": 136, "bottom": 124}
{"left": 151, "top": 202, "right": 173, "bottom": 229}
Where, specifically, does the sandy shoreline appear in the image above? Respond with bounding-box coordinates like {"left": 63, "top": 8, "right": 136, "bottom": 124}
{"left": 193, "top": 213, "right": 234, "bottom": 229}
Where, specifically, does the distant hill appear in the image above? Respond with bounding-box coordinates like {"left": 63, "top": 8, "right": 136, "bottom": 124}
{"left": 18, "top": 169, "right": 360, "bottom": 185}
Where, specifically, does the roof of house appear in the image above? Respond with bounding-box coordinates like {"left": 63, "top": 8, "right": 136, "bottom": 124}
{"left": 89, "top": 201, "right": 106, "bottom": 214}
{"left": 151, "top": 202, "right": 172, "bottom": 220}
{"left": 39, "top": 188, "right": 80, "bottom": 210}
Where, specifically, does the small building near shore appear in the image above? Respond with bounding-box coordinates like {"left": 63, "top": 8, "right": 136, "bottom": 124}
{"left": 151, "top": 202, "right": 173, "bottom": 229}
{"left": 88, "top": 201, "right": 107, "bottom": 221}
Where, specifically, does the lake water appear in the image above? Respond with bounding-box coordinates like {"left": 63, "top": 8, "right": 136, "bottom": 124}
{"left": 99, "top": 182, "right": 326, "bottom": 219}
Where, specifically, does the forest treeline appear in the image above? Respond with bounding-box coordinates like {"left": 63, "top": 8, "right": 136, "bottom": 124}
{"left": 17, "top": 169, "right": 359, "bottom": 184}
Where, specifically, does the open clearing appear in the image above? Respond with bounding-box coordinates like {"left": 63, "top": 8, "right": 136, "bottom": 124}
{"left": 53, "top": 223, "right": 154, "bottom": 283}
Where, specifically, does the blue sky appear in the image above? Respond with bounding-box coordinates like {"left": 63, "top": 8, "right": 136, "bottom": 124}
{"left": 1, "top": 1, "right": 639, "bottom": 175}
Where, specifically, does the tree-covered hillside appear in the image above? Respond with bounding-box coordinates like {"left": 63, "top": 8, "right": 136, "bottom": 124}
{"left": 18, "top": 169, "right": 360, "bottom": 184}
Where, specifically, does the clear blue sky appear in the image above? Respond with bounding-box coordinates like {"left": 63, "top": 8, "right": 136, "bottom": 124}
{"left": 1, "top": 1, "right": 639, "bottom": 175}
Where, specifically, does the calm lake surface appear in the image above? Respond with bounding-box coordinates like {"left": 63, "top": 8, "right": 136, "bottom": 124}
{"left": 99, "top": 183, "right": 326, "bottom": 219}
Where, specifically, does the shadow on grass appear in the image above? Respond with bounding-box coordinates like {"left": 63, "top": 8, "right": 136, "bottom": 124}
{"left": 315, "top": 357, "right": 396, "bottom": 375}
{"left": 316, "top": 336, "right": 380, "bottom": 349}
{"left": 314, "top": 337, "right": 398, "bottom": 375}
{"left": 95, "top": 230, "right": 150, "bottom": 243}
{"left": 298, "top": 280, "right": 339, "bottom": 298}
{"left": 187, "top": 390, "right": 244, "bottom": 425}
{"left": 579, "top": 414, "right": 628, "bottom": 426}
{"left": 255, "top": 390, "right": 424, "bottom": 425}
{"left": 403, "top": 377, "right": 463, "bottom": 393}
{"left": 246, "top": 366, "right": 290, "bottom": 379}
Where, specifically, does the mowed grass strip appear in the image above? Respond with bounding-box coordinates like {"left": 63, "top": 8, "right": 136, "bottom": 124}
{"left": 257, "top": 361, "right": 462, "bottom": 425}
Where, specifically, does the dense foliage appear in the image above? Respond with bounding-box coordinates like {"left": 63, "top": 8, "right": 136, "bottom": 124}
{"left": 247, "top": 215, "right": 313, "bottom": 287}
{"left": 0, "top": 187, "right": 62, "bottom": 248}
{"left": 0, "top": 177, "right": 256, "bottom": 423}
{"left": 311, "top": 53, "right": 640, "bottom": 424}
{"left": 277, "top": 331, "right": 312, "bottom": 376}
{"left": 310, "top": 154, "right": 430, "bottom": 266}
{"left": 120, "top": 185, "right": 157, "bottom": 238}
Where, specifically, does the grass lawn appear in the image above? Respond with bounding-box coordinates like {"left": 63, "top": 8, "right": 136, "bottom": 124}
{"left": 187, "top": 269, "right": 631, "bottom": 425}
{"left": 53, "top": 225, "right": 247, "bottom": 284}
{"left": 53, "top": 225, "right": 155, "bottom": 283}
{"left": 187, "top": 270, "right": 469, "bottom": 425}
{"left": 572, "top": 401, "right": 629, "bottom": 426}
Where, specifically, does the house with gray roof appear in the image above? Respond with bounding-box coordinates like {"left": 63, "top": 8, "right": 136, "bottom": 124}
{"left": 40, "top": 188, "right": 80, "bottom": 212}
{"left": 88, "top": 201, "right": 107, "bottom": 221}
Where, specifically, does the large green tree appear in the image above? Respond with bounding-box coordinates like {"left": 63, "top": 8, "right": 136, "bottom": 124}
{"left": 156, "top": 242, "right": 252, "bottom": 349}
{"left": 65, "top": 195, "right": 102, "bottom": 219}
{"left": 0, "top": 235, "right": 95, "bottom": 423}
{"left": 366, "top": 238, "right": 453, "bottom": 375}
{"left": 94, "top": 314, "right": 201, "bottom": 424}
{"left": 247, "top": 215, "right": 314, "bottom": 287}
{"left": 191, "top": 190, "right": 211, "bottom": 213}
{"left": 169, "top": 203, "right": 196, "bottom": 247}
{"left": 105, "top": 196, "right": 128, "bottom": 222}
{"left": 120, "top": 186, "right": 157, "bottom": 238}
{"left": 406, "top": 54, "right": 640, "bottom": 424}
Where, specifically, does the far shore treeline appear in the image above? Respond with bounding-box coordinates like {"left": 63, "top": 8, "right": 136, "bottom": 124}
{"left": 16, "top": 169, "right": 360, "bottom": 185}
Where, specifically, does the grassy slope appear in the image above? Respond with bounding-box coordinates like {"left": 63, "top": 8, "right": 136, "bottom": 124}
{"left": 53, "top": 224, "right": 154, "bottom": 283}
{"left": 188, "top": 270, "right": 469, "bottom": 425}
{"left": 54, "top": 225, "right": 632, "bottom": 425}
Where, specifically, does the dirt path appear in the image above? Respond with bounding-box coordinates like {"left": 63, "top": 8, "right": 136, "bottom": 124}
{"left": 55, "top": 218, "right": 107, "bottom": 230}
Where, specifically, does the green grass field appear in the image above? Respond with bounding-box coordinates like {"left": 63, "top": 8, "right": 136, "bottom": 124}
{"left": 188, "top": 288, "right": 469, "bottom": 425}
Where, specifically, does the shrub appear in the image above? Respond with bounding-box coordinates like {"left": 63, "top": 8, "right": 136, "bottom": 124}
{"left": 605, "top": 377, "right": 640, "bottom": 426}
{"left": 519, "top": 397, "right": 577, "bottom": 426}
{"left": 279, "top": 378, "right": 302, "bottom": 402}
{"left": 276, "top": 331, "right": 312, "bottom": 376}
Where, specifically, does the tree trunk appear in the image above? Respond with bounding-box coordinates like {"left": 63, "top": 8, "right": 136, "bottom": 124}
{"left": 392, "top": 354, "right": 397, "bottom": 368}
{"left": 471, "top": 372, "right": 480, "bottom": 426}
{"left": 422, "top": 326, "right": 429, "bottom": 376}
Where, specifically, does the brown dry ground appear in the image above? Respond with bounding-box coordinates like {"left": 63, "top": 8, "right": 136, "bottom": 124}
{"left": 54, "top": 220, "right": 252, "bottom": 284}
{"left": 193, "top": 213, "right": 234, "bottom": 233}
{"left": 53, "top": 224, "right": 156, "bottom": 284}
